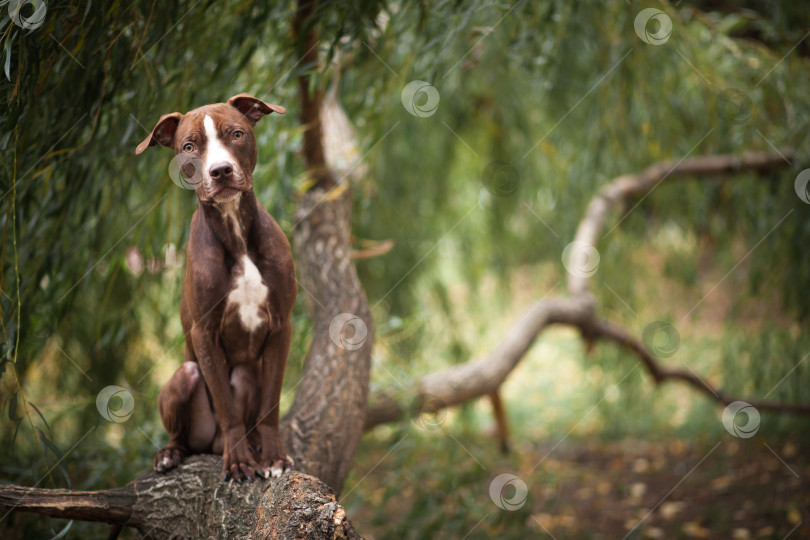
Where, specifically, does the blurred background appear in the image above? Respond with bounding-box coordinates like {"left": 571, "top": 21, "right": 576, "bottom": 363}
{"left": 1, "top": 0, "right": 809, "bottom": 538}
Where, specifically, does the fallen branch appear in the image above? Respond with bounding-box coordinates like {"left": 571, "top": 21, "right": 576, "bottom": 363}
{"left": 366, "top": 148, "right": 808, "bottom": 429}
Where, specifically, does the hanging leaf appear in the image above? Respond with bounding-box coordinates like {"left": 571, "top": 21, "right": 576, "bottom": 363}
{"left": 30, "top": 401, "right": 52, "bottom": 435}
{"left": 38, "top": 428, "right": 65, "bottom": 460}
{"left": 3, "top": 33, "right": 11, "bottom": 81}
{"left": 49, "top": 520, "right": 74, "bottom": 539}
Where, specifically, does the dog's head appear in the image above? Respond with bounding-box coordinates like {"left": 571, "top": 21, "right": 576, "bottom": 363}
{"left": 135, "top": 94, "right": 285, "bottom": 204}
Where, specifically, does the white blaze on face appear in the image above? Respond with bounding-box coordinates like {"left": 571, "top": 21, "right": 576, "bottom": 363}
{"left": 227, "top": 255, "right": 269, "bottom": 332}
{"left": 203, "top": 114, "right": 237, "bottom": 184}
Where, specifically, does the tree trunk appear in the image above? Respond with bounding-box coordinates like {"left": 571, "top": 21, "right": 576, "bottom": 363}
{"left": 278, "top": 0, "right": 372, "bottom": 495}
{"left": 281, "top": 187, "right": 373, "bottom": 494}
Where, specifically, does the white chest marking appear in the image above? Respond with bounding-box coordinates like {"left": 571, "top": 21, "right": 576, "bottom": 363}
{"left": 227, "top": 255, "right": 269, "bottom": 332}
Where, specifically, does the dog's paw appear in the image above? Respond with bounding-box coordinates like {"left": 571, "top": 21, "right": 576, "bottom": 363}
{"left": 154, "top": 447, "right": 186, "bottom": 473}
{"left": 260, "top": 455, "right": 294, "bottom": 479}
{"left": 222, "top": 450, "right": 261, "bottom": 483}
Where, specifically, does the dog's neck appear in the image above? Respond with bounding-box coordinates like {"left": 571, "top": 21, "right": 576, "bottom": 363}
{"left": 199, "top": 191, "right": 258, "bottom": 258}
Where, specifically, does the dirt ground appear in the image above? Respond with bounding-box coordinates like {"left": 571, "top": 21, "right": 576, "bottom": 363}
{"left": 522, "top": 437, "right": 807, "bottom": 540}
{"left": 347, "top": 434, "right": 808, "bottom": 539}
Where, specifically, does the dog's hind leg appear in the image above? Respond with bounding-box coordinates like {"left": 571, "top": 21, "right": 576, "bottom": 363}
{"left": 154, "top": 358, "right": 217, "bottom": 472}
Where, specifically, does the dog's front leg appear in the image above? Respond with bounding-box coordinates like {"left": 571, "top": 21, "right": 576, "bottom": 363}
{"left": 191, "top": 324, "right": 259, "bottom": 482}
{"left": 256, "top": 319, "right": 293, "bottom": 478}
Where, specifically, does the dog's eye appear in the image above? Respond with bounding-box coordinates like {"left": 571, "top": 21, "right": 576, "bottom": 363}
{"left": 233, "top": 131, "right": 244, "bottom": 140}
{"left": 183, "top": 143, "right": 195, "bottom": 152}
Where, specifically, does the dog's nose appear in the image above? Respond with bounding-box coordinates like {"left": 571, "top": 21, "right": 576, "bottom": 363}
{"left": 209, "top": 163, "right": 233, "bottom": 180}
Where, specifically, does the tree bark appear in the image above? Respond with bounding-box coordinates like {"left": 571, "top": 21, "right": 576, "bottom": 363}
{"left": 278, "top": 0, "right": 373, "bottom": 495}
{"left": 0, "top": 456, "right": 361, "bottom": 539}
{"left": 281, "top": 187, "right": 373, "bottom": 493}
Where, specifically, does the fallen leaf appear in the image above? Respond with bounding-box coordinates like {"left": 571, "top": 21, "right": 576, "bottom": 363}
{"left": 683, "top": 521, "right": 710, "bottom": 538}
{"left": 711, "top": 475, "right": 732, "bottom": 491}
{"left": 644, "top": 526, "right": 665, "bottom": 538}
{"left": 633, "top": 458, "right": 651, "bottom": 473}
{"left": 787, "top": 508, "right": 801, "bottom": 525}
{"left": 759, "top": 472, "right": 771, "bottom": 484}
{"left": 630, "top": 482, "right": 647, "bottom": 499}
{"left": 659, "top": 501, "right": 685, "bottom": 520}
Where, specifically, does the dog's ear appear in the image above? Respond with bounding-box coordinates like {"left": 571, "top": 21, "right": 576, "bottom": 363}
{"left": 135, "top": 113, "right": 182, "bottom": 155}
{"left": 228, "top": 93, "right": 286, "bottom": 125}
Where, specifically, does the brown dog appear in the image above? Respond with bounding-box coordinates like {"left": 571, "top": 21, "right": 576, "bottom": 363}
{"left": 135, "top": 94, "right": 297, "bottom": 481}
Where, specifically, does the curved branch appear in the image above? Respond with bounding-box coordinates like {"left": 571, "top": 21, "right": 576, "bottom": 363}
{"left": 569, "top": 148, "right": 794, "bottom": 296}
{"left": 366, "top": 148, "right": 807, "bottom": 429}
{"left": 365, "top": 296, "right": 593, "bottom": 427}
